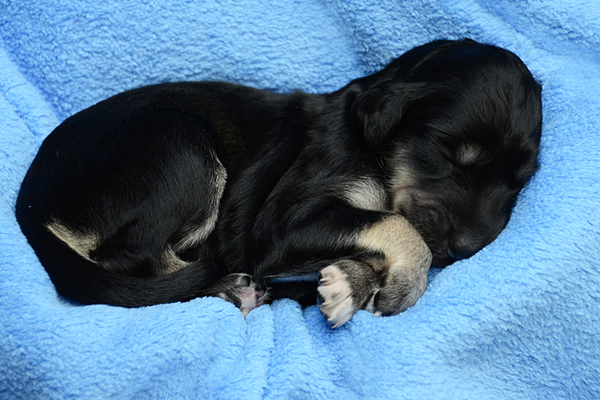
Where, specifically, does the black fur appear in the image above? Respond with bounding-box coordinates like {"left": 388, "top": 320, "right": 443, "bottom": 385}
{"left": 15, "top": 39, "right": 542, "bottom": 320}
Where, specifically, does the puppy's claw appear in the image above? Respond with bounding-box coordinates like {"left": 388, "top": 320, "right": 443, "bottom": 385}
{"left": 320, "top": 300, "right": 354, "bottom": 328}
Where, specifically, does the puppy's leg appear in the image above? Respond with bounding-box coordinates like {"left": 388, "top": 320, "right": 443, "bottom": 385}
{"left": 356, "top": 214, "right": 432, "bottom": 317}
{"left": 316, "top": 214, "right": 431, "bottom": 327}
{"left": 318, "top": 259, "right": 379, "bottom": 328}
{"left": 201, "top": 273, "right": 268, "bottom": 316}
{"left": 254, "top": 202, "right": 430, "bottom": 326}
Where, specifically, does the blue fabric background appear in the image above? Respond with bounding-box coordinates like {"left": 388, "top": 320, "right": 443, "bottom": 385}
{"left": 1, "top": 1, "right": 599, "bottom": 398}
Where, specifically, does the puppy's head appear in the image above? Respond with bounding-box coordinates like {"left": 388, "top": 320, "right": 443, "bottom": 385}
{"left": 353, "top": 39, "right": 542, "bottom": 266}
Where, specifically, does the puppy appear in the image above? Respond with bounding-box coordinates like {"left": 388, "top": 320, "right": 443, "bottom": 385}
{"left": 16, "top": 39, "right": 542, "bottom": 327}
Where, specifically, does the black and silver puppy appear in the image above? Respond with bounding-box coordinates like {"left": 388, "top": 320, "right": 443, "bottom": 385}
{"left": 16, "top": 39, "right": 542, "bottom": 327}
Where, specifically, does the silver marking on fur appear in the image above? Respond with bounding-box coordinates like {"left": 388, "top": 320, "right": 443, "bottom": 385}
{"left": 388, "top": 158, "right": 441, "bottom": 213}
{"left": 161, "top": 150, "right": 227, "bottom": 274}
{"left": 342, "top": 177, "right": 388, "bottom": 211}
{"left": 386, "top": 146, "right": 419, "bottom": 212}
{"left": 174, "top": 151, "right": 227, "bottom": 252}
{"left": 455, "top": 143, "right": 485, "bottom": 165}
{"left": 45, "top": 219, "right": 100, "bottom": 263}
{"left": 161, "top": 246, "right": 190, "bottom": 274}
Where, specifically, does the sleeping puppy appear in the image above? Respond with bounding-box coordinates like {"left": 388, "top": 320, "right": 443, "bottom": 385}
{"left": 16, "top": 39, "right": 542, "bottom": 327}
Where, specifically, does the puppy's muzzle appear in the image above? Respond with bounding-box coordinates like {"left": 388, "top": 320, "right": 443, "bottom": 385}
{"left": 445, "top": 241, "right": 480, "bottom": 261}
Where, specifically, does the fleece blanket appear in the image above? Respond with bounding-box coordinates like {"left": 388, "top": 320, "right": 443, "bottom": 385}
{"left": 1, "top": 1, "right": 599, "bottom": 399}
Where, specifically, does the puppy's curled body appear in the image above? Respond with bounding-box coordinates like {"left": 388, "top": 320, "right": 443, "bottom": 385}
{"left": 16, "top": 39, "right": 542, "bottom": 324}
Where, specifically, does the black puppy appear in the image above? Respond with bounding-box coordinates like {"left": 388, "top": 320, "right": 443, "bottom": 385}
{"left": 16, "top": 39, "right": 542, "bottom": 327}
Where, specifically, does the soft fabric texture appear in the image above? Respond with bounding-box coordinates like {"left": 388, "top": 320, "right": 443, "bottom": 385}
{"left": 1, "top": 1, "right": 599, "bottom": 399}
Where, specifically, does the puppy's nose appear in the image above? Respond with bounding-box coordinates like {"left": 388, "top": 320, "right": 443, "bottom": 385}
{"left": 446, "top": 244, "right": 478, "bottom": 260}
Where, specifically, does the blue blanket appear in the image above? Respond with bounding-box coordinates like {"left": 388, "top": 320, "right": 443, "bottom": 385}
{"left": 1, "top": 1, "right": 599, "bottom": 398}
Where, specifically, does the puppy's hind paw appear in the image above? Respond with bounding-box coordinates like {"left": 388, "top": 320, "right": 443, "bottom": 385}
{"left": 203, "top": 273, "right": 268, "bottom": 316}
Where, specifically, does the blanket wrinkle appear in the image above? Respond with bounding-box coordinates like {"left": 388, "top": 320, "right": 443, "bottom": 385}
{"left": 1, "top": 0, "right": 600, "bottom": 399}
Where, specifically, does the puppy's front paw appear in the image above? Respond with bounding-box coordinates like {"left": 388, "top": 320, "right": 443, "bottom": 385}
{"left": 373, "top": 261, "right": 429, "bottom": 317}
{"left": 318, "top": 260, "right": 378, "bottom": 328}
{"left": 318, "top": 265, "right": 355, "bottom": 328}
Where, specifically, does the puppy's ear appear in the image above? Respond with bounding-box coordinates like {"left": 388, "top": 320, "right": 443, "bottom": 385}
{"left": 351, "top": 82, "right": 417, "bottom": 150}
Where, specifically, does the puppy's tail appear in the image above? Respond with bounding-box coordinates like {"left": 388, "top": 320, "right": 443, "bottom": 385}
{"left": 22, "top": 226, "right": 225, "bottom": 307}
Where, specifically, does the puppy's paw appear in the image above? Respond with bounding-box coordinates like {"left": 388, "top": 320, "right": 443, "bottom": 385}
{"left": 318, "top": 260, "right": 378, "bottom": 328}
{"left": 203, "top": 273, "right": 268, "bottom": 316}
{"left": 373, "top": 262, "right": 429, "bottom": 317}
{"left": 318, "top": 265, "right": 355, "bottom": 328}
